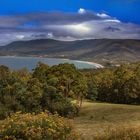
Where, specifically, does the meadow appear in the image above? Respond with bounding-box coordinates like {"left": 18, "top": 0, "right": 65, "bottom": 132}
{"left": 74, "top": 101, "right": 140, "bottom": 140}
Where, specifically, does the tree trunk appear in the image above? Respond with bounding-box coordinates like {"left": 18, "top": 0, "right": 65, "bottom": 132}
{"left": 79, "top": 96, "right": 83, "bottom": 109}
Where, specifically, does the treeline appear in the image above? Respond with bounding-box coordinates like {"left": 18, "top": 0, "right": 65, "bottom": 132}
{"left": 1, "top": 62, "right": 140, "bottom": 119}
{"left": 84, "top": 63, "right": 140, "bottom": 104}
{"left": 0, "top": 63, "right": 87, "bottom": 119}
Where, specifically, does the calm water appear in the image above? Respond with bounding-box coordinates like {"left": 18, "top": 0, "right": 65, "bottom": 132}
{"left": 0, "top": 56, "right": 103, "bottom": 70}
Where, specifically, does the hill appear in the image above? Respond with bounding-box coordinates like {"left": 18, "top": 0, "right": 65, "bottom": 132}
{"left": 0, "top": 39, "right": 140, "bottom": 66}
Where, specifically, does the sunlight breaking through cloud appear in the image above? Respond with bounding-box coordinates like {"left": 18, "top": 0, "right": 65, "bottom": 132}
{"left": 0, "top": 10, "right": 139, "bottom": 45}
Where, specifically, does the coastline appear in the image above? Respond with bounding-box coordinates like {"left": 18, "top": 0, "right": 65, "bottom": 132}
{"left": 0, "top": 55, "right": 104, "bottom": 69}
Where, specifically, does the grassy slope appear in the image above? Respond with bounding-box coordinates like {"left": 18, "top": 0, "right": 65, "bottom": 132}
{"left": 74, "top": 101, "right": 140, "bottom": 139}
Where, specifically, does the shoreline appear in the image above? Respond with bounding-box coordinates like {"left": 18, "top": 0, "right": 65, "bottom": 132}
{"left": 0, "top": 55, "right": 104, "bottom": 68}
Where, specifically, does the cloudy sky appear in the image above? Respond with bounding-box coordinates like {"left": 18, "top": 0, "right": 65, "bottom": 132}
{"left": 0, "top": 0, "right": 140, "bottom": 44}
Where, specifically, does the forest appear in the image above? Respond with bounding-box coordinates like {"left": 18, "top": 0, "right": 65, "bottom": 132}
{"left": 0, "top": 62, "right": 140, "bottom": 139}
{"left": 84, "top": 62, "right": 140, "bottom": 104}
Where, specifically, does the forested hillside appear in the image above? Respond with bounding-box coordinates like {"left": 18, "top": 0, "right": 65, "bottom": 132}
{"left": 0, "top": 39, "right": 140, "bottom": 66}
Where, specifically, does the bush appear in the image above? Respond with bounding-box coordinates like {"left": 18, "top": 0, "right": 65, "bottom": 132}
{"left": 0, "top": 112, "right": 79, "bottom": 140}
{"left": 0, "top": 105, "right": 11, "bottom": 120}
{"left": 48, "top": 97, "right": 79, "bottom": 117}
{"left": 41, "top": 92, "right": 79, "bottom": 117}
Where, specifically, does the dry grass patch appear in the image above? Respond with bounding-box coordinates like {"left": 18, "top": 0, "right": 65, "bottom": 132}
{"left": 74, "top": 101, "right": 140, "bottom": 139}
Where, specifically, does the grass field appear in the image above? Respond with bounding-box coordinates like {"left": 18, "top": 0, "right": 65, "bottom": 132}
{"left": 73, "top": 101, "right": 140, "bottom": 139}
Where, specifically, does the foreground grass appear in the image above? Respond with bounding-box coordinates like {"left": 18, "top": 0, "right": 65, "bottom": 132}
{"left": 74, "top": 101, "right": 140, "bottom": 140}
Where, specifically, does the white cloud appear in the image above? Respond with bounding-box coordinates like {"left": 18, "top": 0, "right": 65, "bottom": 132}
{"left": 46, "top": 23, "right": 91, "bottom": 35}
{"left": 47, "top": 32, "right": 53, "bottom": 38}
{"left": 64, "top": 23, "right": 90, "bottom": 33}
{"left": 97, "top": 13, "right": 110, "bottom": 18}
{"left": 15, "top": 35, "right": 25, "bottom": 39}
{"left": 103, "top": 19, "right": 121, "bottom": 23}
{"left": 78, "top": 8, "right": 86, "bottom": 14}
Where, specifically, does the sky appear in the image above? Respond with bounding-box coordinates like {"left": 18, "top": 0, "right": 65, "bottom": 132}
{"left": 0, "top": 0, "right": 140, "bottom": 24}
{"left": 0, "top": 0, "right": 140, "bottom": 44}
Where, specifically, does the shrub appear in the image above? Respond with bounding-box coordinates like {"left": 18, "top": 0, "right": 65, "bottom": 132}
{"left": 0, "top": 112, "right": 79, "bottom": 140}
{"left": 45, "top": 95, "right": 79, "bottom": 117}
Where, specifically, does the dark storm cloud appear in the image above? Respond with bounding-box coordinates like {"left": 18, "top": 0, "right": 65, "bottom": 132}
{"left": 0, "top": 9, "right": 140, "bottom": 45}
{"left": 0, "top": 11, "right": 102, "bottom": 28}
{"left": 0, "top": 11, "right": 103, "bottom": 35}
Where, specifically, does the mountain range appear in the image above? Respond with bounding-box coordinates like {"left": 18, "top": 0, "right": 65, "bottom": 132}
{"left": 0, "top": 39, "right": 140, "bottom": 66}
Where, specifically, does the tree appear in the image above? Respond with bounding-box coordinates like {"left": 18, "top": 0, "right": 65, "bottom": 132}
{"left": 87, "top": 73, "right": 98, "bottom": 101}
{"left": 23, "top": 78, "right": 43, "bottom": 112}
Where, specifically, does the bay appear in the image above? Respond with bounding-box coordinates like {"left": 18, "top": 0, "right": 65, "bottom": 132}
{"left": 0, "top": 56, "right": 103, "bottom": 70}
